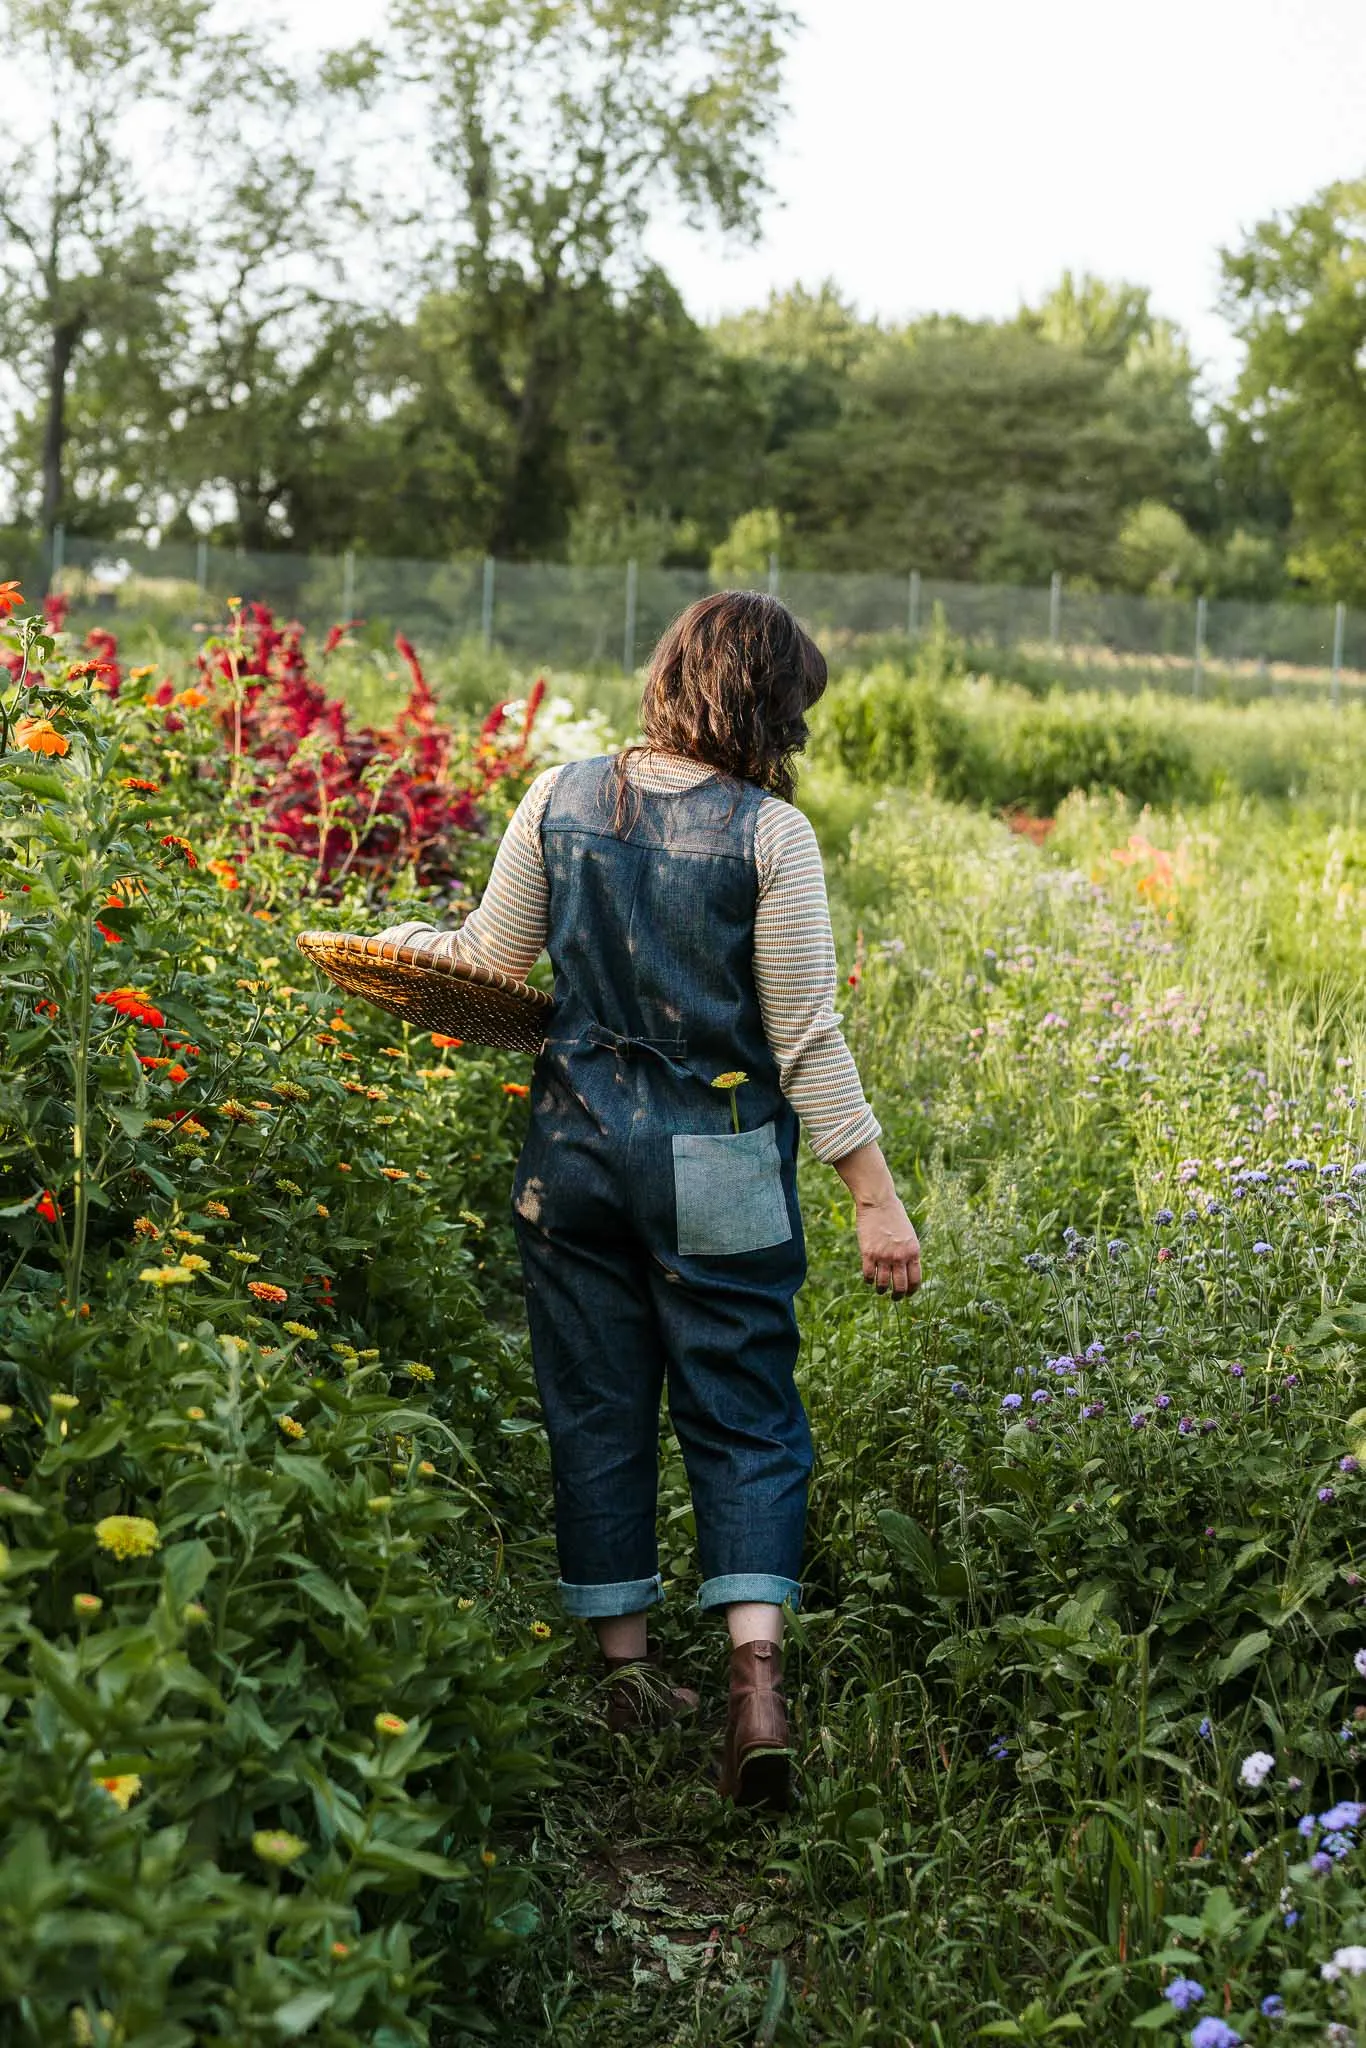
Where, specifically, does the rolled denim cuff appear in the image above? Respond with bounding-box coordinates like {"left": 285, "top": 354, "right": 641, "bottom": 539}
{"left": 697, "top": 1573, "right": 802, "bottom": 1613}
{"left": 557, "top": 1572, "right": 664, "bottom": 1619}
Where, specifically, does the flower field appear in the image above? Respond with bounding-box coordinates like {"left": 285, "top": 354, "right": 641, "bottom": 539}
{"left": 5, "top": 593, "right": 1366, "bottom": 2046}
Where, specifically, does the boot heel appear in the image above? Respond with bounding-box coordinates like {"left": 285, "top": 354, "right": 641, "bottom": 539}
{"left": 737, "top": 1745, "right": 792, "bottom": 1812}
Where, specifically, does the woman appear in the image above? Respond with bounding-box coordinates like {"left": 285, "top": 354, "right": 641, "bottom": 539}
{"left": 379, "top": 592, "right": 921, "bottom": 1810}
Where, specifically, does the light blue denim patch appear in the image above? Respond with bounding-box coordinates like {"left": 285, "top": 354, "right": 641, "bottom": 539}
{"left": 672, "top": 1123, "right": 792, "bottom": 1257}
{"left": 698, "top": 1573, "right": 802, "bottom": 1612}
{"left": 558, "top": 1571, "right": 664, "bottom": 1618}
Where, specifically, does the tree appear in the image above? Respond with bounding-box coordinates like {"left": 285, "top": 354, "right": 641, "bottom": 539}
{"left": 0, "top": 0, "right": 227, "bottom": 548}
{"left": 340, "top": 0, "right": 795, "bottom": 559}
{"left": 1221, "top": 180, "right": 1366, "bottom": 602}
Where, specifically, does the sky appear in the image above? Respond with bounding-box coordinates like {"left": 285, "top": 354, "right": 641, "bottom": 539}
{"left": 212, "top": 0, "right": 1366, "bottom": 394}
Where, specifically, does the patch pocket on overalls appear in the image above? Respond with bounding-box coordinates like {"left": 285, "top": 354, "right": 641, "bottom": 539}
{"left": 672, "top": 1124, "right": 792, "bottom": 1257}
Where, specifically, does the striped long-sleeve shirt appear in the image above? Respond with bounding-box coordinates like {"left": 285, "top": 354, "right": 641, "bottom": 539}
{"left": 379, "top": 751, "right": 881, "bottom": 1163}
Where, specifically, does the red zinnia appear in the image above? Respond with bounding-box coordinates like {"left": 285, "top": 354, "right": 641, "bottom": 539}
{"left": 34, "top": 1189, "right": 60, "bottom": 1223}
{"left": 159, "top": 834, "right": 198, "bottom": 868}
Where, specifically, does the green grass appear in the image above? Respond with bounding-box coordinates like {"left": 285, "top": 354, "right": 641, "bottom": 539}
{"left": 469, "top": 772, "right": 1366, "bottom": 2047}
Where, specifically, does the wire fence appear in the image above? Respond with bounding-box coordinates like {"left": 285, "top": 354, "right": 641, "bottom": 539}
{"left": 18, "top": 531, "right": 1366, "bottom": 706}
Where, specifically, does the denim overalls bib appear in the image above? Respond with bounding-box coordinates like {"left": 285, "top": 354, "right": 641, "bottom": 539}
{"left": 511, "top": 756, "right": 813, "bottom": 1619}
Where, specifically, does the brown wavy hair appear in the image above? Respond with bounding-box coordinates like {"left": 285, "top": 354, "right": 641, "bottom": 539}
{"left": 614, "top": 590, "right": 827, "bottom": 829}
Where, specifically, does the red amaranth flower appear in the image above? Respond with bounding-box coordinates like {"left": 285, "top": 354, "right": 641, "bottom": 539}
{"left": 323, "top": 619, "right": 363, "bottom": 656}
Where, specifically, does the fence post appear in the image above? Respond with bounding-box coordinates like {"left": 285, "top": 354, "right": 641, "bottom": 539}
{"left": 1193, "top": 595, "right": 1207, "bottom": 698}
{"left": 623, "top": 558, "right": 638, "bottom": 674}
{"left": 908, "top": 570, "right": 921, "bottom": 639}
{"left": 481, "top": 556, "right": 496, "bottom": 651}
{"left": 49, "top": 523, "right": 65, "bottom": 585}
{"left": 342, "top": 549, "right": 356, "bottom": 623}
{"left": 767, "top": 553, "right": 780, "bottom": 597}
{"left": 1048, "top": 571, "right": 1062, "bottom": 646}
{"left": 195, "top": 538, "right": 208, "bottom": 591}
{"left": 1332, "top": 600, "right": 1346, "bottom": 710}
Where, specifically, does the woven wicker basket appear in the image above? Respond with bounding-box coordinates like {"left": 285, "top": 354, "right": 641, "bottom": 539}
{"left": 296, "top": 931, "right": 553, "bottom": 1054}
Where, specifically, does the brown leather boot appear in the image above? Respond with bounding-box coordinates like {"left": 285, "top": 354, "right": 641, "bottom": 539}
{"left": 719, "top": 1640, "right": 792, "bottom": 1810}
{"left": 603, "top": 1647, "right": 700, "bottom": 1735}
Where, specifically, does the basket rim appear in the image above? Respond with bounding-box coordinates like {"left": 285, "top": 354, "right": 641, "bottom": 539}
{"left": 296, "top": 929, "right": 554, "bottom": 1011}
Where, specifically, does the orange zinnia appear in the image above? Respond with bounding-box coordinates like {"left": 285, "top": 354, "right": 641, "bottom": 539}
{"left": 247, "top": 1280, "right": 288, "bottom": 1304}
{"left": 207, "top": 858, "right": 240, "bottom": 890}
{"left": 174, "top": 687, "right": 209, "bottom": 710}
{"left": 14, "top": 717, "right": 69, "bottom": 758}
{"left": 0, "top": 580, "right": 23, "bottom": 618}
{"left": 502, "top": 1083, "right": 531, "bottom": 1098}
{"left": 159, "top": 834, "right": 198, "bottom": 868}
{"left": 431, "top": 1034, "right": 464, "bottom": 1049}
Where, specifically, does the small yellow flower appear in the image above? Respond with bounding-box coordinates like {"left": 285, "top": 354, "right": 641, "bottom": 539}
{"left": 50, "top": 1392, "right": 80, "bottom": 1413}
{"left": 185, "top": 1406, "right": 207, "bottom": 1420}
{"left": 94, "top": 1515, "right": 161, "bottom": 1560}
{"left": 204, "top": 1201, "right": 231, "bottom": 1220}
{"left": 73, "top": 1592, "right": 103, "bottom": 1617}
{"left": 282, "top": 1321, "right": 319, "bottom": 1341}
{"left": 710, "top": 1070, "right": 749, "bottom": 1090}
{"left": 481, "top": 1848, "right": 497, "bottom": 1868}
{"left": 274, "top": 1178, "right": 303, "bottom": 1198}
{"left": 145, "top": 1118, "right": 174, "bottom": 1133}
{"left": 357, "top": 1348, "right": 379, "bottom": 1361}
{"left": 457, "top": 1597, "right": 475, "bottom": 1611}
{"left": 183, "top": 1600, "right": 209, "bottom": 1626}
{"left": 171, "top": 1228, "right": 206, "bottom": 1245}
{"left": 417, "top": 1459, "right": 436, "bottom": 1477}
{"left": 315, "top": 1203, "right": 330, "bottom": 1218}
{"left": 379, "top": 1167, "right": 408, "bottom": 1182}
{"left": 373, "top": 1114, "right": 398, "bottom": 1127}
{"left": 133, "top": 1216, "right": 161, "bottom": 1240}
{"left": 252, "top": 1829, "right": 306, "bottom": 1867}
{"left": 367, "top": 1495, "right": 394, "bottom": 1513}
{"left": 458, "top": 1210, "right": 485, "bottom": 1231}
{"left": 178, "top": 1253, "right": 210, "bottom": 1274}
{"left": 226, "top": 1249, "right": 261, "bottom": 1265}
{"left": 530, "top": 1620, "right": 552, "bottom": 1641}
{"left": 140, "top": 1266, "right": 193, "bottom": 1288}
{"left": 218, "top": 1099, "right": 255, "bottom": 1124}
{"left": 179, "top": 1120, "right": 211, "bottom": 1142}
{"left": 273, "top": 1081, "right": 310, "bottom": 1103}
{"left": 277, "top": 1414, "right": 305, "bottom": 1440}
{"left": 404, "top": 1361, "right": 435, "bottom": 1383}
{"left": 374, "top": 1711, "right": 408, "bottom": 1737}
{"left": 97, "top": 1772, "right": 142, "bottom": 1810}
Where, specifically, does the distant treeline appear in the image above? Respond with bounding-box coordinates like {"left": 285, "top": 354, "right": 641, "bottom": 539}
{"left": 2, "top": 4, "right": 1363, "bottom": 601}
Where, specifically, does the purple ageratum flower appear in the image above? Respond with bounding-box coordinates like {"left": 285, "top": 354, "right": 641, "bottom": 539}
{"left": 1260, "top": 1995, "right": 1284, "bottom": 2018}
{"left": 1229, "top": 1363, "right": 1246, "bottom": 1378}
{"left": 1355, "top": 1647, "right": 1366, "bottom": 1677}
{"left": 1341, "top": 1456, "right": 1360, "bottom": 1474}
{"left": 1310, "top": 1850, "right": 1333, "bottom": 1875}
{"left": 1081, "top": 1401, "right": 1105, "bottom": 1420}
{"left": 1085, "top": 1340, "right": 1106, "bottom": 1360}
{"left": 1253, "top": 1241, "right": 1274, "bottom": 1256}
{"left": 950, "top": 1382, "right": 969, "bottom": 1399}
{"left": 1156, "top": 1393, "right": 1172, "bottom": 1410}
{"left": 1322, "top": 1830, "right": 1354, "bottom": 1859}
{"left": 1284, "top": 1373, "right": 1299, "bottom": 1389}
{"left": 1155, "top": 1207, "right": 1174, "bottom": 1226}
{"left": 1297, "top": 1813, "right": 1318, "bottom": 1838}
{"left": 1286, "top": 1158, "right": 1314, "bottom": 1173}
{"left": 1319, "top": 1801, "right": 1365, "bottom": 1831}
{"left": 1163, "top": 1976, "right": 1206, "bottom": 2011}
{"left": 1107, "top": 1239, "right": 1128, "bottom": 1259}
{"left": 1322, "top": 1162, "right": 1342, "bottom": 1177}
{"left": 1352, "top": 1162, "right": 1366, "bottom": 1180}
{"left": 1198, "top": 1717, "right": 1212, "bottom": 1738}
{"left": 1013, "top": 1365, "right": 1027, "bottom": 1376}
{"left": 1001, "top": 1393, "right": 1024, "bottom": 1411}
{"left": 988, "top": 1737, "right": 1009, "bottom": 1760}
{"left": 1284, "top": 1909, "right": 1300, "bottom": 1927}
{"left": 1190, "top": 2021, "right": 1242, "bottom": 2048}
{"left": 1319, "top": 1487, "right": 1337, "bottom": 1504}
{"left": 1179, "top": 1416, "right": 1197, "bottom": 1435}
{"left": 1031, "top": 1389, "right": 1051, "bottom": 1404}
{"left": 1130, "top": 1412, "right": 1148, "bottom": 1429}
{"left": 1201, "top": 1419, "right": 1219, "bottom": 1435}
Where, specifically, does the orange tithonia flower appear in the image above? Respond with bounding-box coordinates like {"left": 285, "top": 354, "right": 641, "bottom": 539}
{"left": 121, "top": 776, "right": 160, "bottom": 793}
{"left": 96, "top": 987, "right": 165, "bottom": 1028}
{"left": 14, "top": 717, "right": 69, "bottom": 757}
{"left": 0, "top": 580, "right": 24, "bottom": 617}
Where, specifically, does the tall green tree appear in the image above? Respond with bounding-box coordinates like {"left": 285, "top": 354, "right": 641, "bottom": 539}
{"left": 0, "top": 0, "right": 235, "bottom": 547}
{"left": 1221, "top": 179, "right": 1366, "bottom": 601}
{"left": 341, "top": 0, "right": 794, "bottom": 559}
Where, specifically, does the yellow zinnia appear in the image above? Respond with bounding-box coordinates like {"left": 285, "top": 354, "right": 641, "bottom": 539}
{"left": 94, "top": 1515, "right": 161, "bottom": 1561}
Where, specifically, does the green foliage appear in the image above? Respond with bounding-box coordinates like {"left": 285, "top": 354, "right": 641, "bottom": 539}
{"left": 1114, "top": 500, "right": 1208, "bottom": 597}
{"left": 0, "top": 603, "right": 552, "bottom": 2040}
{"left": 1222, "top": 178, "right": 1366, "bottom": 602}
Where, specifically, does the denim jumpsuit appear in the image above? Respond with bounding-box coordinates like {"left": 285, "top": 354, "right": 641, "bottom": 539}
{"left": 511, "top": 756, "right": 813, "bottom": 1619}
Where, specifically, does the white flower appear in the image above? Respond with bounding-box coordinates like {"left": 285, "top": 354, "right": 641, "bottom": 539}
{"left": 1322, "top": 1945, "right": 1366, "bottom": 1982}
{"left": 1354, "top": 1647, "right": 1366, "bottom": 1679}
{"left": 1238, "top": 1749, "right": 1276, "bottom": 1789}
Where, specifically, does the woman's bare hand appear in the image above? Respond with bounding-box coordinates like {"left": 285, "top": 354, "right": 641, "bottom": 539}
{"left": 856, "top": 1191, "right": 922, "bottom": 1297}
{"left": 831, "top": 1139, "right": 923, "bottom": 1298}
